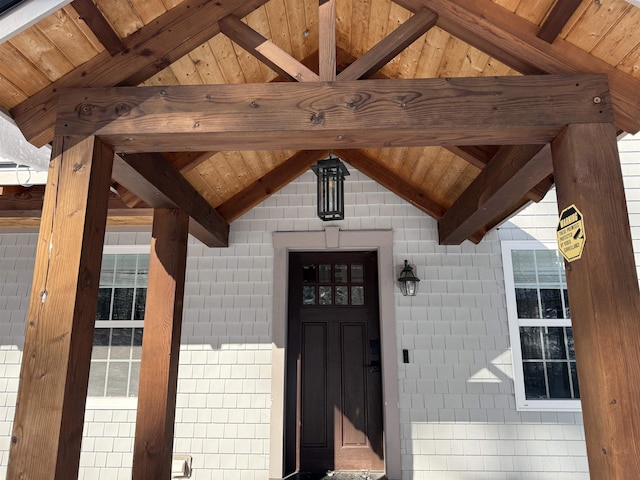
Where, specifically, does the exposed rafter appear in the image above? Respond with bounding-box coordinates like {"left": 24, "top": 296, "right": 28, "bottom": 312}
{"left": 70, "top": 0, "right": 124, "bottom": 55}
{"left": 536, "top": 0, "right": 583, "bottom": 44}
{"left": 10, "top": 0, "right": 271, "bottom": 147}
{"left": 394, "top": 0, "right": 640, "bottom": 134}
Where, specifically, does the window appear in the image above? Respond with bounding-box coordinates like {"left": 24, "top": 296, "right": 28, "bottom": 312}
{"left": 87, "top": 246, "right": 148, "bottom": 407}
{"left": 502, "top": 241, "right": 581, "bottom": 411}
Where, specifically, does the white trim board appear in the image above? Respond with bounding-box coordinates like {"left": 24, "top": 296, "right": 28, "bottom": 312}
{"left": 0, "top": 0, "right": 72, "bottom": 44}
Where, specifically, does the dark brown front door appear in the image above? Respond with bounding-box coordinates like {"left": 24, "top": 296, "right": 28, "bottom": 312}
{"left": 286, "top": 251, "right": 384, "bottom": 474}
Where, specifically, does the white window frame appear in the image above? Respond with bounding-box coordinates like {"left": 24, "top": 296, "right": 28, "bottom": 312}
{"left": 501, "top": 240, "right": 581, "bottom": 412}
{"left": 86, "top": 245, "right": 149, "bottom": 410}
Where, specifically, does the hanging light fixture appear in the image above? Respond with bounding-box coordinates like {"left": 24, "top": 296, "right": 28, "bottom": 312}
{"left": 311, "top": 155, "right": 350, "bottom": 221}
{"left": 397, "top": 260, "right": 420, "bottom": 296}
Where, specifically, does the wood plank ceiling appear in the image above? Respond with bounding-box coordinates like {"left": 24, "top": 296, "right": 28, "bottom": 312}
{"left": 1, "top": 0, "right": 639, "bottom": 242}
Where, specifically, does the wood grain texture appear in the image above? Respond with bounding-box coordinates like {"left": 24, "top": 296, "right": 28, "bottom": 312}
{"left": 536, "top": 0, "right": 582, "bottom": 43}
{"left": 319, "top": 0, "right": 337, "bottom": 81}
{"left": 133, "top": 208, "right": 189, "bottom": 480}
{"left": 438, "top": 144, "right": 552, "bottom": 244}
{"left": 216, "top": 150, "right": 328, "bottom": 222}
{"left": 552, "top": 122, "right": 640, "bottom": 480}
{"left": 7, "top": 135, "right": 113, "bottom": 480}
{"left": 395, "top": 0, "right": 640, "bottom": 133}
{"left": 220, "top": 14, "right": 319, "bottom": 82}
{"left": 335, "top": 148, "right": 446, "bottom": 219}
{"left": 10, "top": 0, "right": 271, "bottom": 147}
{"left": 338, "top": 8, "right": 437, "bottom": 81}
{"left": 111, "top": 152, "right": 229, "bottom": 247}
{"left": 54, "top": 75, "right": 612, "bottom": 152}
{"left": 70, "top": 0, "right": 124, "bottom": 55}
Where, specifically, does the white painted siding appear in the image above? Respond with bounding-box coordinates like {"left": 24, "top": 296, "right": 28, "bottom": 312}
{"left": 0, "top": 133, "right": 638, "bottom": 479}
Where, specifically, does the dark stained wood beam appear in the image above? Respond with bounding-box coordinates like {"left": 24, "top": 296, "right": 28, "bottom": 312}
{"left": 11, "top": 0, "right": 271, "bottom": 147}
{"left": 552, "top": 122, "right": 640, "bottom": 479}
{"left": 219, "top": 15, "right": 319, "bottom": 82}
{"left": 394, "top": 0, "right": 640, "bottom": 134}
{"left": 112, "top": 153, "right": 229, "bottom": 247}
{"left": 537, "top": 0, "right": 583, "bottom": 44}
{"left": 55, "top": 75, "right": 612, "bottom": 152}
{"left": 70, "top": 0, "right": 124, "bottom": 55}
{"left": 338, "top": 8, "right": 438, "bottom": 81}
{"left": 7, "top": 135, "right": 113, "bottom": 480}
{"left": 334, "top": 149, "right": 446, "bottom": 219}
{"left": 217, "top": 150, "right": 329, "bottom": 222}
{"left": 319, "top": 0, "right": 337, "bottom": 81}
{"left": 438, "top": 144, "right": 552, "bottom": 244}
{"left": 133, "top": 208, "right": 188, "bottom": 480}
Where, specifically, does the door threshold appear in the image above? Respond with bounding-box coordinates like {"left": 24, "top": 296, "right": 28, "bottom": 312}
{"left": 284, "top": 472, "right": 386, "bottom": 480}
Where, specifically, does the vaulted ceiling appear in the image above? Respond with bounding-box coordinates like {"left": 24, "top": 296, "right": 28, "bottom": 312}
{"left": 1, "top": 0, "right": 639, "bottom": 244}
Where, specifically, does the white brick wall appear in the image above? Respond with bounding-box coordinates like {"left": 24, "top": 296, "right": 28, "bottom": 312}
{"left": 1, "top": 134, "right": 638, "bottom": 479}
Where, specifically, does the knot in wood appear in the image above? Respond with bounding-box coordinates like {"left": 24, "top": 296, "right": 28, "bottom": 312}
{"left": 77, "top": 103, "right": 94, "bottom": 117}
{"left": 310, "top": 112, "right": 325, "bottom": 125}
{"left": 115, "top": 103, "right": 131, "bottom": 117}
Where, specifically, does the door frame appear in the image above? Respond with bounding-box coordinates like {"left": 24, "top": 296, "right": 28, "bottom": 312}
{"left": 269, "top": 228, "right": 400, "bottom": 480}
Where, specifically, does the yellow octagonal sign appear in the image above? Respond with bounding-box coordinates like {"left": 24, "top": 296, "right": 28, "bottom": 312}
{"left": 557, "top": 204, "right": 585, "bottom": 262}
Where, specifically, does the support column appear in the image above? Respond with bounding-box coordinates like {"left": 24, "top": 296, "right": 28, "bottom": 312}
{"left": 133, "top": 208, "right": 189, "bottom": 480}
{"left": 551, "top": 123, "right": 640, "bottom": 479}
{"left": 7, "top": 135, "right": 114, "bottom": 480}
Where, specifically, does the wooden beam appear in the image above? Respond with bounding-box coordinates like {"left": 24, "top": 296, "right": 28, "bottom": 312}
{"left": 438, "top": 144, "right": 552, "bottom": 244}
{"left": 334, "top": 149, "right": 446, "bottom": 219}
{"left": 70, "top": 0, "right": 124, "bottom": 55}
{"left": 55, "top": 75, "right": 612, "bottom": 152}
{"left": 217, "top": 150, "right": 329, "bottom": 222}
{"left": 552, "top": 122, "right": 640, "bottom": 479}
{"left": 111, "top": 152, "right": 229, "bottom": 247}
{"left": 394, "top": 0, "right": 640, "bottom": 134}
{"left": 7, "top": 135, "right": 113, "bottom": 480}
{"left": 338, "top": 8, "right": 438, "bottom": 81}
{"left": 219, "top": 15, "right": 319, "bottom": 82}
{"left": 319, "top": 0, "right": 336, "bottom": 81}
{"left": 133, "top": 208, "right": 189, "bottom": 480}
{"left": 536, "top": 0, "right": 583, "bottom": 43}
{"left": 10, "top": 0, "right": 270, "bottom": 147}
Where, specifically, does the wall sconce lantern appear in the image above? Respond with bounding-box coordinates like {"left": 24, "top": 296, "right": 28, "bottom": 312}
{"left": 311, "top": 155, "right": 350, "bottom": 221}
{"left": 398, "top": 260, "right": 420, "bottom": 296}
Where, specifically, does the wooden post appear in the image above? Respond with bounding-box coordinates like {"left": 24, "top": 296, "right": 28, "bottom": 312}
{"left": 7, "top": 135, "right": 114, "bottom": 479}
{"left": 551, "top": 123, "right": 640, "bottom": 479}
{"left": 133, "top": 208, "right": 189, "bottom": 480}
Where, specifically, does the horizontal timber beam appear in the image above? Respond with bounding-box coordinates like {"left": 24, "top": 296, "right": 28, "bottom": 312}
{"left": 393, "top": 0, "right": 640, "bottom": 133}
{"left": 11, "top": 0, "right": 270, "bottom": 147}
{"left": 438, "top": 144, "right": 553, "bottom": 244}
{"left": 111, "top": 152, "right": 229, "bottom": 247}
{"left": 55, "top": 75, "right": 612, "bottom": 152}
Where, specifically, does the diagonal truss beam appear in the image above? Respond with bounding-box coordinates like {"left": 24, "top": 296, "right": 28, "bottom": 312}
{"left": 219, "top": 15, "right": 319, "bottom": 82}
{"left": 112, "top": 152, "right": 229, "bottom": 247}
{"left": 338, "top": 8, "right": 438, "bottom": 81}
{"left": 393, "top": 0, "right": 640, "bottom": 133}
{"left": 11, "top": 0, "right": 270, "bottom": 147}
{"left": 536, "top": 0, "right": 583, "bottom": 43}
{"left": 70, "top": 0, "right": 124, "bottom": 55}
{"left": 438, "top": 144, "right": 552, "bottom": 244}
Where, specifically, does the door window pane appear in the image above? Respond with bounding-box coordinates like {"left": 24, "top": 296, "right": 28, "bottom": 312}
{"left": 351, "top": 265, "right": 364, "bottom": 283}
{"left": 335, "top": 264, "right": 348, "bottom": 283}
{"left": 351, "top": 286, "right": 364, "bottom": 305}
{"left": 303, "top": 286, "right": 316, "bottom": 305}
{"left": 319, "top": 286, "right": 332, "bottom": 305}
{"left": 319, "top": 264, "right": 332, "bottom": 283}
{"left": 335, "top": 286, "right": 348, "bottom": 305}
{"left": 303, "top": 264, "right": 317, "bottom": 283}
